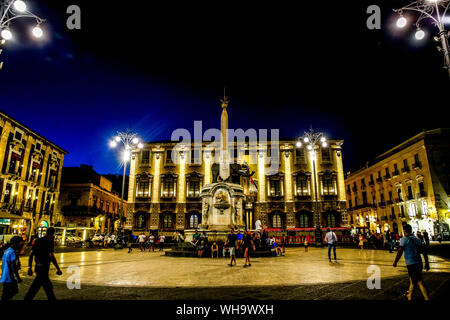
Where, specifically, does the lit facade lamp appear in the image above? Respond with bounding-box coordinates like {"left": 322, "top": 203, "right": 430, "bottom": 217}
{"left": 394, "top": 0, "right": 450, "bottom": 77}
{"left": 108, "top": 129, "right": 143, "bottom": 235}
{"left": 1, "top": 1, "right": 46, "bottom": 68}
{"left": 296, "top": 127, "right": 328, "bottom": 246}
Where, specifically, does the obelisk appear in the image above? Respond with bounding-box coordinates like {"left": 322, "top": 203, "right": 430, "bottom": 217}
{"left": 219, "top": 96, "right": 230, "bottom": 181}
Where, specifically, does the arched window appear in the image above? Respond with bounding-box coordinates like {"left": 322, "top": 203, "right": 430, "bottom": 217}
{"left": 298, "top": 214, "right": 309, "bottom": 228}
{"left": 189, "top": 214, "right": 199, "bottom": 229}
{"left": 272, "top": 214, "right": 282, "bottom": 228}
{"left": 163, "top": 215, "right": 173, "bottom": 229}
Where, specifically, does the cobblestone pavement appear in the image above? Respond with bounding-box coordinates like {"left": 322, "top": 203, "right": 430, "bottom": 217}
{"left": 9, "top": 247, "right": 450, "bottom": 300}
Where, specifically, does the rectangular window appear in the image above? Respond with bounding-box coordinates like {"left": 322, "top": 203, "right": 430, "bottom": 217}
{"left": 348, "top": 199, "right": 352, "bottom": 209}
{"left": 388, "top": 191, "right": 393, "bottom": 202}
{"left": 407, "top": 185, "right": 413, "bottom": 200}
{"left": 321, "top": 148, "right": 331, "bottom": 162}
{"left": 418, "top": 181, "right": 425, "bottom": 197}
{"left": 137, "top": 182, "right": 150, "bottom": 198}
{"left": 35, "top": 142, "right": 41, "bottom": 151}
{"left": 295, "top": 148, "right": 306, "bottom": 163}
{"left": 362, "top": 192, "right": 367, "bottom": 205}
{"left": 14, "top": 130, "right": 22, "bottom": 141}
{"left": 141, "top": 151, "right": 150, "bottom": 165}
{"left": 269, "top": 179, "right": 281, "bottom": 197}
{"left": 162, "top": 178, "right": 175, "bottom": 197}
{"left": 414, "top": 154, "right": 419, "bottom": 163}
{"left": 372, "top": 195, "right": 377, "bottom": 207}
{"left": 322, "top": 177, "right": 334, "bottom": 195}
{"left": 296, "top": 176, "right": 309, "bottom": 196}
{"left": 165, "top": 150, "right": 173, "bottom": 164}
{"left": 354, "top": 197, "right": 358, "bottom": 206}
{"left": 188, "top": 180, "right": 201, "bottom": 197}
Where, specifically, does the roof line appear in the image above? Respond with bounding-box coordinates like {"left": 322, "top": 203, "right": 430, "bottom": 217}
{"left": 0, "top": 109, "right": 68, "bottom": 154}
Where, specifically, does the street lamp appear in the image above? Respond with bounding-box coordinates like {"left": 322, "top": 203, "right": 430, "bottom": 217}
{"left": 1, "top": 0, "right": 45, "bottom": 69}
{"left": 108, "top": 130, "right": 143, "bottom": 239}
{"left": 394, "top": 0, "right": 450, "bottom": 77}
{"left": 297, "top": 128, "right": 327, "bottom": 247}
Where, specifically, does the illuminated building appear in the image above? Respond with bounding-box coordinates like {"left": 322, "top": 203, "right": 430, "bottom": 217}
{"left": 125, "top": 99, "right": 347, "bottom": 239}
{"left": 57, "top": 165, "right": 127, "bottom": 234}
{"left": 345, "top": 129, "right": 450, "bottom": 239}
{"left": 0, "top": 110, "right": 66, "bottom": 239}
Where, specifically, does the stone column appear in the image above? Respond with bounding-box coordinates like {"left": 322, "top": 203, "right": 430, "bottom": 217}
{"left": 176, "top": 153, "right": 186, "bottom": 229}
{"left": 204, "top": 150, "right": 211, "bottom": 185}
{"left": 151, "top": 150, "right": 162, "bottom": 229}
{"left": 283, "top": 148, "right": 295, "bottom": 228}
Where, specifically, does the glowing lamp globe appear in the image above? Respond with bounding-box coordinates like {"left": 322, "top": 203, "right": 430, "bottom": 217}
{"left": 415, "top": 29, "right": 425, "bottom": 40}
{"left": 396, "top": 16, "right": 407, "bottom": 28}
{"left": 32, "top": 26, "right": 43, "bottom": 38}
{"left": 1, "top": 29, "right": 12, "bottom": 40}
{"left": 13, "top": 0, "right": 27, "bottom": 12}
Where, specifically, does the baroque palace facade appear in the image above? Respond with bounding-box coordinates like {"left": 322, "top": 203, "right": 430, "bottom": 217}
{"left": 125, "top": 100, "right": 347, "bottom": 237}
{"left": 345, "top": 129, "right": 450, "bottom": 239}
{"left": 0, "top": 110, "right": 66, "bottom": 240}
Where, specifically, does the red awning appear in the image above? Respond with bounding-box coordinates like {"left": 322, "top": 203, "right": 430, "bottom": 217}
{"left": 11, "top": 152, "right": 22, "bottom": 160}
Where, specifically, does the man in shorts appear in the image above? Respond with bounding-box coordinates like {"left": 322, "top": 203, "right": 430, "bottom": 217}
{"left": 225, "top": 228, "right": 238, "bottom": 267}
{"left": 393, "top": 224, "right": 430, "bottom": 300}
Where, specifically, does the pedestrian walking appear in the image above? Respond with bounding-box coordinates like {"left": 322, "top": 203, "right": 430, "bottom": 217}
{"left": 127, "top": 235, "right": 133, "bottom": 253}
{"left": 358, "top": 234, "right": 365, "bottom": 250}
{"left": 242, "top": 230, "right": 256, "bottom": 268}
{"left": 1, "top": 236, "right": 24, "bottom": 300}
{"left": 24, "top": 227, "right": 62, "bottom": 300}
{"left": 325, "top": 228, "right": 338, "bottom": 263}
{"left": 393, "top": 224, "right": 430, "bottom": 300}
{"left": 158, "top": 234, "right": 165, "bottom": 251}
{"left": 138, "top": 233, "right": 146, "bottom": 252}
{"left": 226, "top": 228, "right": 238, "bottom": 267}
{"left": 304, "top": 238, "right": 309, "bottom": 252}
{"left": 423, "top": 230, "right": 430, "bottom": 248}
{"left": 149, "top": 233, "right": 155, "bottom": 252}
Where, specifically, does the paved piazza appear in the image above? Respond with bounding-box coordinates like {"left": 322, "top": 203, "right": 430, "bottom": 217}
{"left": 12, "top": 247, "right": 450, "bottom": 300}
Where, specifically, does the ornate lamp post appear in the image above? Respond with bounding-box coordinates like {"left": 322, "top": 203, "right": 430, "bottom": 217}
{"left": 394, "top": 0, "right": 450, "bottom": 77}
{"left": 109, "top": 130, "right": 143, "bottom": 238}
{"left": 1, "top": 1, "right": 45, "bottom": 69}
{"left": 296, "top": 128, "right": 328, "bottom": 246}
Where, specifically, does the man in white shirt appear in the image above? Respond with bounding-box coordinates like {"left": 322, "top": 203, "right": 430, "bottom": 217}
{"left": 138, "top": 233, "right": 146, "bottom": 251}
{"left": 158, "top": 234, "right": 165, "bottom": 251}
{"left": 325, "top": 228, "right": 338, "bottom": 263}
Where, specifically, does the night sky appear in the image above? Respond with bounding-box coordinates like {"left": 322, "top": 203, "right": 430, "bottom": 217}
{"left": 0, "top": 0, "right": 448, "bottom": 175}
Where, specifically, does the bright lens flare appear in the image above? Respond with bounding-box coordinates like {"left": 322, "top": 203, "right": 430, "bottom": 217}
{"left": 1, "top": 29, "right": 12, "bottom": 40}
{"left": 296, "top": 141, "right": 302, "bottom": 148}
{"left": 415, "top": 29, "right": 425, "bottom": 40}
{"left": 13, "top": 0, "right": 27, "bottom": 12}
{"left": 396, "top": 16, "right": 407, "bottom": 28}
{"left": 32, "top": 26, "right": 43, "bottom": 38}
{"left": 132, "top": 137, "right": 139, "bottom": 144}
{"left": 123, "top": 150, "right": 131, "bottom": 162}
{"left": 109, "top": 141, "right": 117, "bottom": 148}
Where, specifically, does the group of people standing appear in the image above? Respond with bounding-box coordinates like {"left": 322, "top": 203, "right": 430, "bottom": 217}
{"left": 128, "top": 233, "right": 165, "bottom": 253}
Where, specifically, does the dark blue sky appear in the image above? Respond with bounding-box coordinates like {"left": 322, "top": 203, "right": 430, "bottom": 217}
{"left": 0, "top": 0, "right": 448, "bottom": 175}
